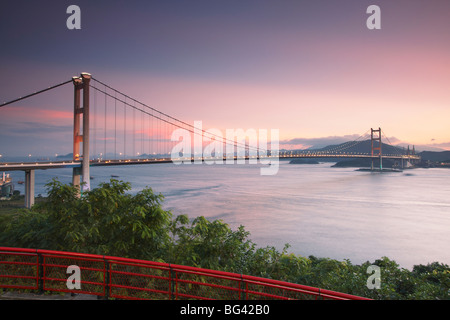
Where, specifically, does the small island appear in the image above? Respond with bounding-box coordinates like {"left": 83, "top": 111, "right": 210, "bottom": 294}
{"left": 331, "top": 158, "right": 397, "bottom": 168}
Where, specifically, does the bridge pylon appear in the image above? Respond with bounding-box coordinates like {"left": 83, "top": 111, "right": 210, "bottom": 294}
{"left": 72, "top": 73, "right": 91, "bottom": 194}
{"left": 371, "top": 127, "right": 382, "bottom": 171}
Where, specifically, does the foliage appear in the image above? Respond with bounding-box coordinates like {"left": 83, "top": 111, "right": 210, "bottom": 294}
{"left": 0, "top": 179, "right": 172, "bottom": 260}
{"left": 167, "top": 215, "right": 255, "bottom": 273}
{"left": 0, "top": 179, "right": 449, "bottom": 300}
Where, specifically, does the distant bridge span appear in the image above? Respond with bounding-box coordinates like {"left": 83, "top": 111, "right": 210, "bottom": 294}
{"left": 0, "top": 152, "right": 420, "bottom": 172}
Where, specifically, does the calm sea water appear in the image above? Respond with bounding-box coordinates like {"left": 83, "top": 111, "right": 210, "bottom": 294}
{"left": 7, "top": 160, "right": 450, "bottom": 269}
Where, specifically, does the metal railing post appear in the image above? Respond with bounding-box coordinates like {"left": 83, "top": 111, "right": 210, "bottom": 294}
{"left": 104, "top": 258, "right": 110, "bottom": 300}
{"left": 240, "top": 274, "right": 246, "bottom": 300}
{"left": 169, "top": 265, "right": 176, "bottom": 300}
{"left": 37, "top": 252, "right": 44, "bottom": 294}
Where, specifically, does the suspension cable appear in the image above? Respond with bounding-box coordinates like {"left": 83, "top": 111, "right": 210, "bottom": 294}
{"left": 90, "top": 78, "right": 265, "bottom": 154}
{"left": 0, "top": 79, "right": 72, "bottom": 108}
{"left": 381, "top": 130, "right": 405, "bottom": 156}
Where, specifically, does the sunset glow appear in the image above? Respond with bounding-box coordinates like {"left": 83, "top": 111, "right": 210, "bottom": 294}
{"left": 1, "top": 1, "right": 449, "bottom": 156}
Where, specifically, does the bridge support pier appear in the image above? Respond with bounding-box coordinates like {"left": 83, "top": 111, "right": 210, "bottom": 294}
{"left": 81, "top": 73, "right": 91, "bottom": 192}
{"left": 72, "top": 72, "right": 91, "bottom": 195}
{"left": 24, "top": 169, "right": 35, "bottom": 209}
{"left": 72, "top": 167, "right": 81, "bottom": 191}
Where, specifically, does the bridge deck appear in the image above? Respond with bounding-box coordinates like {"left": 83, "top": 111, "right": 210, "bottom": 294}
{"left": 0, "top": 154, "right": 420, "bottom": 172}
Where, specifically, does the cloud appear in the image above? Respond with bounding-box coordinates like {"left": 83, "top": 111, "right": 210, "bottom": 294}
{"left": 0, "top": 121, "right": 73, "bottom": 156}
{"left": 4, "top": 121, "right": 72, "bottom": 136}
{"left": 415, "top": 142, "right": 450, "bottom": 152}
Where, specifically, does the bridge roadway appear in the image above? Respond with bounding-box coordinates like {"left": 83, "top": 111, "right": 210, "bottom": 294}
{"left": 0, "top": 153, "right": 420, "bottom": 171}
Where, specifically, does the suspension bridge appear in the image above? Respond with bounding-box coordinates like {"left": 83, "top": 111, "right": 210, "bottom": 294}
{"left": 0, "top": 72, "right": 420, "bottom": 208}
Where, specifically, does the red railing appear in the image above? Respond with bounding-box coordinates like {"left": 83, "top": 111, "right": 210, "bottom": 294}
{"left": 0, "top": 247, "right": 370, "bottom": 300}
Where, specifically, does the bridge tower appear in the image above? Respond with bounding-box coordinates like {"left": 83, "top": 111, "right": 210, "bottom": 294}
{"left": 72, "top": 73, "right": 91, "bottom": 193}
{"left": 371, "top": 127, "right": 382, "bottom": 171}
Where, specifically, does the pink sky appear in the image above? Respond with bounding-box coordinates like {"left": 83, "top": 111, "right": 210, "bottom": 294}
{"left": 1, "top": 1, "right": 449, "bottom": 156}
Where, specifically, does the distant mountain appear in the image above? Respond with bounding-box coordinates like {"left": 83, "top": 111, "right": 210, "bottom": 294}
{"left": 419, "top": 151, "right": 450, "bottom": 162}
{"left": 56, "top": 153, "right": 73, "bottom": 160}
{"left": 312, "top": 139, "right": 409, "bottom": 156}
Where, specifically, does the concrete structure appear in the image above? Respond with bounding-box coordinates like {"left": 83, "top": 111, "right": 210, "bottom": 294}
{"left": 81, "top": 73, "right": 91, "bottom": 193}
{"left": 72, "top": 73, "right": 91, "bottom": 194}
{"left": 24, "top": 170, "right": 35, "bottom": 208}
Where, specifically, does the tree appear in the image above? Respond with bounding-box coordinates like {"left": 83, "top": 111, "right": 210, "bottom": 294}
{"left": 167, "top": 215, "right": 256, "bottom": 272}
